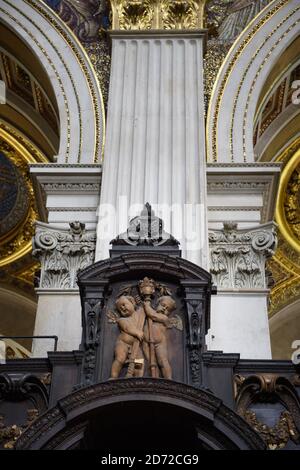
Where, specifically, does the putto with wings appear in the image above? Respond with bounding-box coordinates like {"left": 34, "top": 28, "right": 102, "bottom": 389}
{"left": 107, "top": 277, "right": 182, "bottom": 379}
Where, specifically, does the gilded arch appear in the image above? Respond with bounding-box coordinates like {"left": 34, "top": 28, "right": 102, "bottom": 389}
{"left": 0, "top": 0, "right": 105, "bottom": 163}
{"left": 207, "top": 0, "right": 300, "bottom": 163}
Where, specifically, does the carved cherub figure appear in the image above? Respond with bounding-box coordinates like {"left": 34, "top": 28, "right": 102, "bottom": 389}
{"left": 143, "top": 295, "right": 176, "bottom": 380}
{"left": 109, "top": 295, "right": 144, "bottom": 379}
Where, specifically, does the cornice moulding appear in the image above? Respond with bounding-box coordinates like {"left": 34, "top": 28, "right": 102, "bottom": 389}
{"left": 35, "top": 289, "right": 80, "bottom": 295}
{"left": 213, "top": 289, "right": 270, "bottom": 295}
{"left": 206, "top": 163, "right": 282, "bottom": 173}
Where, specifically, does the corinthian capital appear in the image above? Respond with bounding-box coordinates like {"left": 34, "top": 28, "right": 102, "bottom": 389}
{"left": 208, "top": 222, "right": 277, "bottom": 289}
{"left": 109, "top": 0, "right": 207, "bottom": 31}
{"left": 33, "top": 221, "right": 96, "bottom": 289}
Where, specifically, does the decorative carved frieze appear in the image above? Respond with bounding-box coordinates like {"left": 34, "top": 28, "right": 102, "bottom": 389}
{"left": 33, "top": 221, "right": 96, "bottom": 289}
{"left": 39, "top": 182, "right": 101, "bottom": 193}
{"left": 81, "top": 296, "right": 105, "bottom": 386}
{"left": 209, "top": 222, "right": 277, "bottom": 289}
{"left": 78, "top": 247, "right": 213, "bottom": 388}
{"left": 109, "top": 0, "right": 207, "bottom": 30}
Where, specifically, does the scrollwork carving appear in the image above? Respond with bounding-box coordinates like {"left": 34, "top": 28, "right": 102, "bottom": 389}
{"left": 209, "top": 222, "right": 277, "bottom": 289}
{"left": 33, "top": 221, "right": 96, "bottom": 289}
{"left": 0, "top": 373, "right": 48, "bottom": 410}
{"left": 235, "top": 374, "right": 300, "bottom": 450}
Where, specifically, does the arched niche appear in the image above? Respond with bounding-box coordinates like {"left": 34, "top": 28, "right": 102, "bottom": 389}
{"left": 0, "top": 0, "right": 105, "bottom": 164}
{"left": 15, "top": 379, "right": 265, "bottom": 450}
{"left": 207, "top": 0, "right": 300, "bottom": 163}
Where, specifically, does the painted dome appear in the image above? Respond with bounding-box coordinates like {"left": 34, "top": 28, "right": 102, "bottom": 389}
{"left": 0, "top": 151, "right": 29, "bottom": 239}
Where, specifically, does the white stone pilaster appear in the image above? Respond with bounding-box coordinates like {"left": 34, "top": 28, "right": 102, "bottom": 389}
{"left": 31, "top": 221, "right": 96, "bottom": 356}
{"left": 208, "top": 290, "right": 272, "bottom": 359}
{"left": 207, "top": 222, "right": 277, "bottom": 359}
{"left": 96, "top": 31, "right": 208, "bottom": 269}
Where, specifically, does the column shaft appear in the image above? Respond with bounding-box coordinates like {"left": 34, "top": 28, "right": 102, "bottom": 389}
{"left": 96, "top": 32, "right": 208, "bottom": 268}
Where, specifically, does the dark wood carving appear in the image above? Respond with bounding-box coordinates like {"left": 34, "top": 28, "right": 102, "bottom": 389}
{"left": 77, "top": 205, "right": 214, "bottom": 388}
{"left": 78, "top": 253, "right": 213, "bottom": 387}
{"left": 235, "top": 373, "right": 300, "bottom": 449}
{"left": 14, "top": 378, "right": 265, "bottom": 450}
{"left": 0, "top": 373, "right": 48, "bottom": 450}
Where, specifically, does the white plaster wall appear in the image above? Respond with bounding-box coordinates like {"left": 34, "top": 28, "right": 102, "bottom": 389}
{"left": 207, "top": 292, "right": 272, "bottom": 359}
{"left": 32, "top": 292, "right": 82, "bottom": 357}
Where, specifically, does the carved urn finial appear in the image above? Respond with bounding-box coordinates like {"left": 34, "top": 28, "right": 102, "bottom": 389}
{"left": 138, "top": 277, "right": 156, "bottom": 297}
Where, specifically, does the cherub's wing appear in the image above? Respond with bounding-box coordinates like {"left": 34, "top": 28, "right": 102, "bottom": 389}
{"left": 106, "top": 309, "right": 119, "bottom": 324}
{"left": 118, "top": 285, "right": 133, "bottom": 297}
{"left": 167, "top": 314, "right": 183, "bottom": 331}
{"left": 157, "top": 283, "right": 172, "bottom": 296}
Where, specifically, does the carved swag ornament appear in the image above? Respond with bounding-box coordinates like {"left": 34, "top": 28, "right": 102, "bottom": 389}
{"left": 107, "top": 277, "right": 182, "bottom": 379}
{"left": 235, "top": 374, "right": 300, "bottom": 450}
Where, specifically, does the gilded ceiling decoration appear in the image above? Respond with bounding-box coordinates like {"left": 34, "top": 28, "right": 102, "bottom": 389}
{"left": 204, "top": 0, "right": 272, "bottom": 107}
{"left": 268, "top": 142, "right": 300, "bottom": 318}
{"left": 0, "top": 138, "right": 37, "bottom": 268}
{"left": 0, "top": 135, "right": 45, "bottom": 312}
{"left": 0, "top": 150, "right": 29, "bottom": 242}
{"left": 0, "top": 50, "right": 59, "bottom": 135}
{"left": 43, "top": 1, "right": 272, "bottom": 111}
{"left": 218, "top": 0, "right": 270, "bottom": 42}
{"left": 0, "top": 126, "right": 47, "bottom": 303}
{"left": 109, "top": 0, "right": 208, "bottom": 30}
{"left": 254, "top": 62, "right": 300, "bottom": 147}
{"left": 44, "top": 0, "right": 111, "bottom": 110}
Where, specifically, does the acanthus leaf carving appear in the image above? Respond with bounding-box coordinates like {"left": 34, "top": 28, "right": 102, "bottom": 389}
{"left": 109, "top": 0, "right": 207, "bottom": 30}
{"left": 33, "top": 221, "right": 96, "bottom": 289}
{"left": 160, "top": 0, "right": 200, "bottom": 30}
{"left": 115, "top": 0, "right": 155, "bottom": 30}
{"left": 209, "top": 222, "right": 277, "bottom": 289}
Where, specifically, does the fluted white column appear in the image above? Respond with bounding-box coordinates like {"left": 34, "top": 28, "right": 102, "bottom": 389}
{"left": 96, "top": 31, "right": 208, "bottom": 268}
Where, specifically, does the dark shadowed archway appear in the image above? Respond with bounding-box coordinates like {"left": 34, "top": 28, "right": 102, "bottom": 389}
{"left": 15, "top": 379, "right": 265, "bottom": 450}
